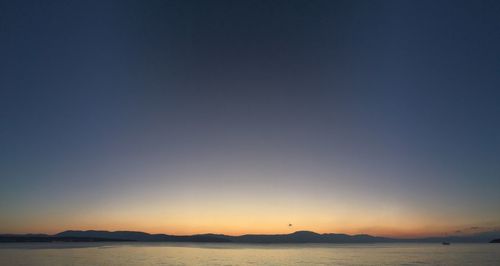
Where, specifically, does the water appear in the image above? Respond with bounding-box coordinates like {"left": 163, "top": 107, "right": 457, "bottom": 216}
{"left": 0, "top": 242, "right": 499, "bottom": 265}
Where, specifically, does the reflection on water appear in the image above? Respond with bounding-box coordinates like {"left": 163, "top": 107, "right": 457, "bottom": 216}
{"left": 1, "top": 242, "right": 499, "bottom": 265}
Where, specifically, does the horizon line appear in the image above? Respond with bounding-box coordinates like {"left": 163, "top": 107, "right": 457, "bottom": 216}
{"left": 3, "top": 228, "right": 497, "bottom": 239}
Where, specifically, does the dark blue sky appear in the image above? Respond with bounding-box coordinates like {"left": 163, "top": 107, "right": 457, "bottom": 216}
{"left": 1, "top": 0, "right": 499, "bottom": 235}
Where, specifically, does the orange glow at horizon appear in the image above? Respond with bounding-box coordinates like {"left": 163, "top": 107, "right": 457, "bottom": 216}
{"left": 2, "top": 204, "right": 480, "bottom": 238}
{"left": 2, "top": 164, "right": 496, "bottom": 238}
{"left": 4, "top": 223, "right": 473, "bottom": 239}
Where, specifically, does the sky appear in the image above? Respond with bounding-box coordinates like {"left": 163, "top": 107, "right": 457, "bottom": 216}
{"left": 1, "top": 0, "right": 500, "bottom": 237}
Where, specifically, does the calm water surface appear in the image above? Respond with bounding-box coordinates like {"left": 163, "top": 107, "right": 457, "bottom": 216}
{"left": 0, "top": 242, "right": 499, "bottom": 265}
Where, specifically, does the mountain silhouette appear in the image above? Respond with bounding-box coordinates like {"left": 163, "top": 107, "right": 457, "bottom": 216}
{"left": 50, "top": 230, "right": 392, "bottom": 243}
{"left": 2, "top": 230, "right": 499, "bottom": 243}
{"left": 55, "top": 230, "right": 230, "bottom": 242}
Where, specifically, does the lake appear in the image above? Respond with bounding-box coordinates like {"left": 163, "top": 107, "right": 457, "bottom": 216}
{"left": 0, "top": 242, "right": 499, "bottom": 265}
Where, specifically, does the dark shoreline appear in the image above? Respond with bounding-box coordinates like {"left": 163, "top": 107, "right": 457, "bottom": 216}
{"left": 2, "top": 230, "right": 499, "bottom": 244}
{"left": 0, "top": 236, "right": 135, "bottom": 243}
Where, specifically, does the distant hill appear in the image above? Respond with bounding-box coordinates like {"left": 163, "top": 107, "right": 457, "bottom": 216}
{"left": 2, "top": 230, "right": 499, "bottom": 243}
{"left": 51, "top": 230, "right": 392, "bottom": 243}
{"left": 0, "top": 234, "right": 134, "bottom": 243}
{"left": 219, "top": 231, "right": 393, "bottom": 243}
{"left": 55, "top": 230, "right": 231, "bottom": 242}
{"left": 490, "top": 239, "right": 500, "bottom": 243}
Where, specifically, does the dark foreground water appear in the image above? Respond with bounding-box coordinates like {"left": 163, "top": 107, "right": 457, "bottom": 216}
{"left": 0, "top": 242, "right": 499, "bottom": 265}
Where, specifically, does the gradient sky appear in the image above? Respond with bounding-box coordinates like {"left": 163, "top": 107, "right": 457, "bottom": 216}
{"left": 1, "top": 0, "right": 500, "bottom": 237}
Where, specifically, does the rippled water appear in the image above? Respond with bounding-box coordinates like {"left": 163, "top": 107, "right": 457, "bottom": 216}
{"left": 1, "top": 242, "right": 499, "bottom": 265}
